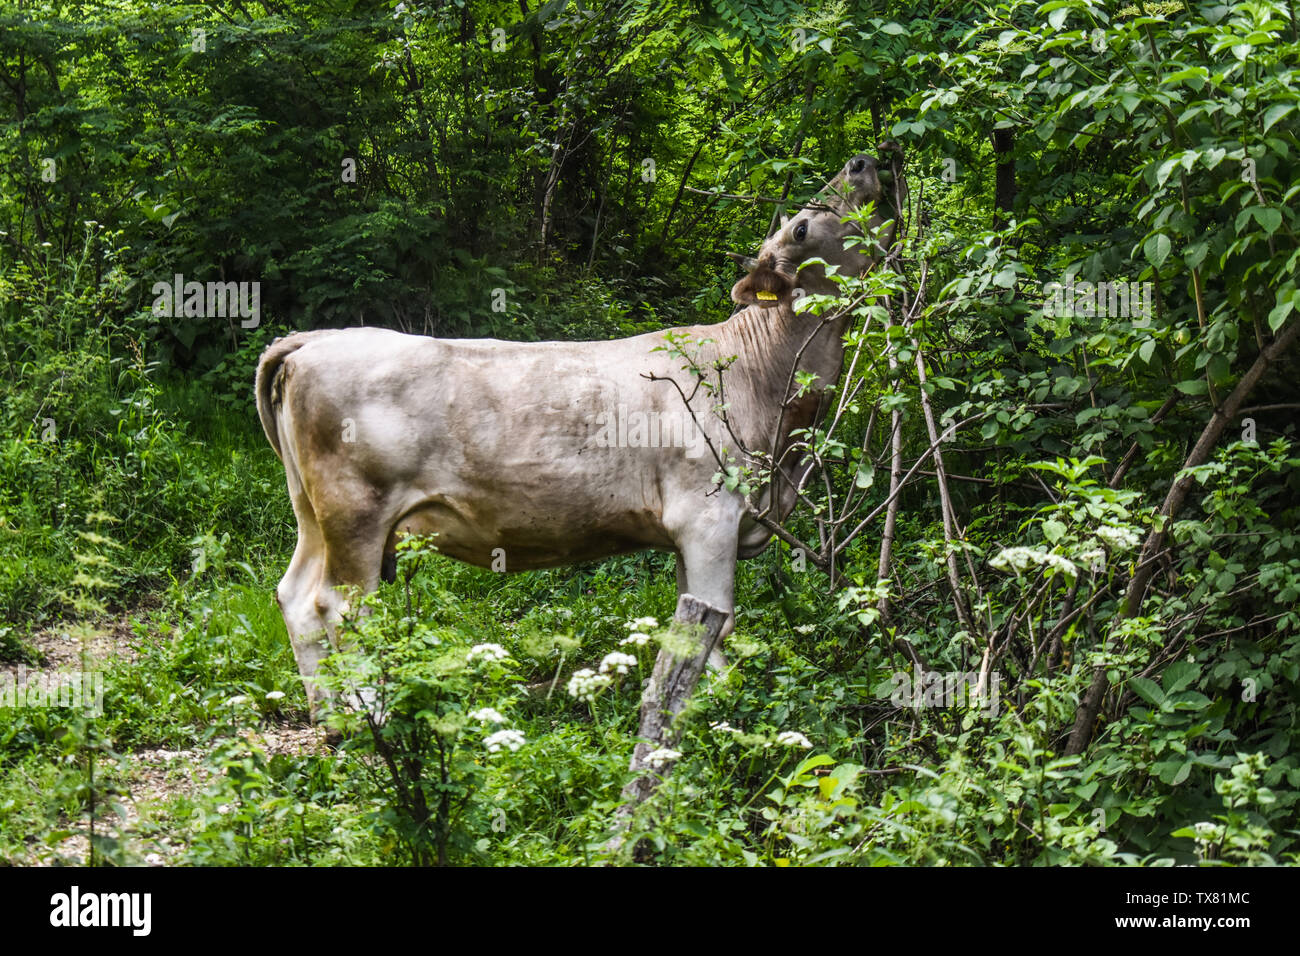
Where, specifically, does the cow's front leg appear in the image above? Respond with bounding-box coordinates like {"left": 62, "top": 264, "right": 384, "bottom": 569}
{"left": 671, "top": 510, "right": 742, "bottom": 669}
{"left": 674, "top": 550, "right": 729, "bottom": 671}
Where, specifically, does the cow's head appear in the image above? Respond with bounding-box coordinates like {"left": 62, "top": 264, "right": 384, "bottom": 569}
{"left": 729, "top": 148, "right": 900, "bottom": 308}
{"left": 822, "top": 150, "right": 896, "bottom": 216}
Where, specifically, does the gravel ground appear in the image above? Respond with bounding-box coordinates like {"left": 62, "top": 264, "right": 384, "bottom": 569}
{"left": 7, "top": 613, "right": 327, "bottom": 866}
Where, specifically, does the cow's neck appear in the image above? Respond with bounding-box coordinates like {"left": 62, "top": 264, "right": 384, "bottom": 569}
{"left": 711, "top": 299, "right": 852, "bottom": 462}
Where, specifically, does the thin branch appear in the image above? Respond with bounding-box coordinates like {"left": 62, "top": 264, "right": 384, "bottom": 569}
{"left": 1065, "top": 319, "right": 1300, "bottom": 755}
{"left": 683, "top": 185, "right": 835, "bottom": 211}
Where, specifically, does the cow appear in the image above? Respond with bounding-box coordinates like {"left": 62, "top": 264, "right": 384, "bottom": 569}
{"left": 255, "top": 151, "right": 898, "bottom": 714}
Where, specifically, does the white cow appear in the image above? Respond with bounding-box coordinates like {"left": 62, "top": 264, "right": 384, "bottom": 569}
{"left": 256, "top": 152, "right": 897, "bottom": 712}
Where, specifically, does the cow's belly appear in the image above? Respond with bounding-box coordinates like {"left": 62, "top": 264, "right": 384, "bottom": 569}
{"left": 737, "top": 520, "right": 776, "bottom": 558}
{"left": 387, "top": 489, "right": 676, "bottom": 571}
{"left": 734, "top": 475, "right": 795, "bottom": 558}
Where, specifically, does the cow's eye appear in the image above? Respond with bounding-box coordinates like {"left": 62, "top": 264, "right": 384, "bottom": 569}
{"left": 794, "top": 222, "right": 808, "bottom": 242}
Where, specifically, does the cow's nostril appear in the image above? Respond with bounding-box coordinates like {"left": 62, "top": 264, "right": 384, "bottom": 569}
{"left": 850, "top": 158, "right": 867, "bottom": 173}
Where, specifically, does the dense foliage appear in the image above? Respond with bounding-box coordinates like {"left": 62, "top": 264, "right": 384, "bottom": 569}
{"left": 1, "top": 0, "right": 1297, "bottom": 865}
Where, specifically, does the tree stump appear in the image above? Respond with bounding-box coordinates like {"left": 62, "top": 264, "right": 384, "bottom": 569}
{"left": 606, "top": 593, "right": 728, "bottom": 854}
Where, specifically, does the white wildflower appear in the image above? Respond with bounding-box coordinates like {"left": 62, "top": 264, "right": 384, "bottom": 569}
{"left": 265, "top": 690, "right": 285, "bottom": 701}
{"left": 989, "top": 546, "right": 1041, "bottom": 573}
{"left": 794, "top": 624, "right": 817, "bottom": 635}
{"left": 599, "top": 651, "right": 638, "bottom": 675}
{"left": 467, "top": 643, "right": 509, "bottom": 664}
{"left": 1190, "top": 820, "right": 1225, "bottom": 851}
{"left": 709, "top": 720, "right": 738, "bottom": 734}
{"left": 624, "top": 616, "right": 658, "bottom": 631}
{"left": 1095, "top": 525, "right": 1140, "bottom": 551}
{"left": 990, "top": 546, "right": 1077, "bottom": 577}
{"left": 1077, "top": 548, "right": 1105, "bottom": 568}
{"left": 467, "top": 707, "right": 505, "bottom": 724}
{"left": 566, "top": 668, "right": 612, "bottom": 702}
{"left": 644, "top": 747, "right": 681, "bottom": 769}
{"left": 1042, "top": 552, "right": 1079, "bottom": 577}
{"left": 775, "top": 731, "right": 813, "bottom": 749}
{"left": 620, "top": 632, "right": 652, "bottom": 647}
{"left": 484, "top": 729, "right": 526, "bottom": 753}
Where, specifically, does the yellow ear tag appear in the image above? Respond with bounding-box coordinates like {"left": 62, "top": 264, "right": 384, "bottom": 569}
{"left": 756, "top": 291, "right": 779, "bottom": 301}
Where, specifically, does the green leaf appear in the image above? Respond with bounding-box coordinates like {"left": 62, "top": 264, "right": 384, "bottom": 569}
{"left": 1267, "top": 284, "right": 1296, "bottom": 331}
{"left": 1162, "top": 660, "right": 1199, "bottom": 694}
{"left": 1073, "top": 781, "right": 1099, "bottom": 800}
{"left": 1262, "top": 102, "right": 1296, "bottom": 132}
{"left": 1208, "top": 353, "right": 1231, "bottom": 385}
{"left": 1129, "top": 676, "right": 1165, "bottom": 706}
{"left": 1144, "top": 234, "right": 1171, "bottom": 268}
{"left": 1155, "top": 159, "right": 1181, "bottom": 188}
{"left": 1255, "top": 206, "right": 1282, "bottom": 235}
{"left": 788, "top": 754, "right": 835, "bottom": 783}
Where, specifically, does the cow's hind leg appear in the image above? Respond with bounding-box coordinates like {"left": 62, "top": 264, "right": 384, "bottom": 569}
{"left": 277, "top": 495, "right": 389, "bottom": 719}
{"left": 276, "top": 503, "right": 334, "bottom": 716}
{"left": 308, "top": 510, "right": 391, "bottom": 713}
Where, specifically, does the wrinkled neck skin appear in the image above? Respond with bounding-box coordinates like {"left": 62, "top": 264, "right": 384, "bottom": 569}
{"left": 705, "top": 297, "right": 852, "bottom": 522}
{"left": 710, "top": 220, "right": 887, "bottom": 468}
{"left": 689, "top": 213, "right": 890, "bottom": 528}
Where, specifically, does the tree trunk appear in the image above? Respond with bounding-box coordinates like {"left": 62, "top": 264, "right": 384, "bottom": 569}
{"left": 621, "top": 593, "right": 728, "bottom": 802}
{"left": 992, "top": 128, "right": 1016, "bottom": 230}
{"left": 605, "top": 594, "right": 728, "bottom": 853}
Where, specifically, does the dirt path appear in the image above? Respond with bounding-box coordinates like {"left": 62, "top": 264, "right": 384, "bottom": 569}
{"left": 5, "top": 612, "right": 327, "bottom": 866}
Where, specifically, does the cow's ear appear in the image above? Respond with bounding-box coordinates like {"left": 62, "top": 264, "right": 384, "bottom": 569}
{"left": 725, "top": 251, "right": 759, "bottom": 271}
{"left": 731, "top": 262, "right": 793, "bottom": 307}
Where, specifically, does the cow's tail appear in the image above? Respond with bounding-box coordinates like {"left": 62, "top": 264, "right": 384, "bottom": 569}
{"left": 254, "top": 330, "right": 333, "bottom": 462}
